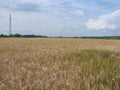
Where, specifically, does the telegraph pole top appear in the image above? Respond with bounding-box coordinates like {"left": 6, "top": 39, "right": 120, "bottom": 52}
{"left": 9, "top": 14, "right": 12, "bottom": 35}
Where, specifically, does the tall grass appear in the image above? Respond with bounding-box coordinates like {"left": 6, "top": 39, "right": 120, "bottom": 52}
{"left": 0, "top": 38, "right": 120, "bottom": 90}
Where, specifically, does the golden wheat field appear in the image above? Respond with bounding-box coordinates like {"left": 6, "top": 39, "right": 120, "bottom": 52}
{"left": 0, "top": 38, "right": 120, "bottom": 90}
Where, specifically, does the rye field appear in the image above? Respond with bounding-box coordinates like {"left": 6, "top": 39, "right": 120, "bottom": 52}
{"left": 0, "top": 38, "right": 120, "bottom": 90}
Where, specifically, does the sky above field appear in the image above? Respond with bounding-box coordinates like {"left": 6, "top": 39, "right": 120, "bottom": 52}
{"left": 0, "top": 0, "right": 120, "bottom": 36}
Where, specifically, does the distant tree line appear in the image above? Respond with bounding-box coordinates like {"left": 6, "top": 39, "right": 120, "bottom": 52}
{"left": 0, "top": 33, "right": 120, "bottom": 40}
{"left": 0, "top": 34, "right": 47, "bottom": 38}
{"left": 0, "top": 33, "right": 22, "bottom": 37}
{"left": 80, "top": 36, "right": 120, "bottom": 40}
{"left": 23, "top": 35, "right": 47, "bottom": 38}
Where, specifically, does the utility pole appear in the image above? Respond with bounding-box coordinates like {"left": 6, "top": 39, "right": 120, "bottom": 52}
{"left": 9, "top": 14, "right": 12, "bottom": 35}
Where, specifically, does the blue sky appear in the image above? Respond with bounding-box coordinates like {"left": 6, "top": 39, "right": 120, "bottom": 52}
{"left": 0, "top": 0, "right": 120, "bottom": 36}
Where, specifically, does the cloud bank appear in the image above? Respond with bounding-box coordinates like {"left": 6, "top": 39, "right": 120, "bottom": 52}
{"left": 87, "top": 9, "right": 120, "bottom": 30}
{"left": 0, "top": 0, "right": 120, "bottom": 36}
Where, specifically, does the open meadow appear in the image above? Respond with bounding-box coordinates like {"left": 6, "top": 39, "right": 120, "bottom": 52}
{"left": 0, "top": 38, "right": 120, "bottom": 90}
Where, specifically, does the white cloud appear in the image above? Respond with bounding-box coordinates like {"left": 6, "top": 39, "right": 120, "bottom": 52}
{"left": 73, "top": 9, "right": 84, "bottom": 16}
{"left": 86, "top": 9, "right": 120, "bottom": 30}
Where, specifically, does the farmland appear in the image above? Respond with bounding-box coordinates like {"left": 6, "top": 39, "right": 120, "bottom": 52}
{"left": 0, "top": 38, "right": 120, "bottom": 90}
